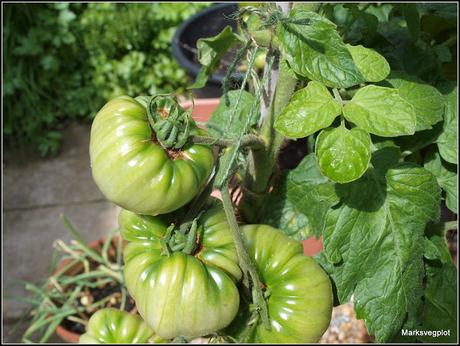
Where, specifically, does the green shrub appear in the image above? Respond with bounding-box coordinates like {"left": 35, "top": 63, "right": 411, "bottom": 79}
{"left": 3, "top": 3, "right": 209, "bottom": 156}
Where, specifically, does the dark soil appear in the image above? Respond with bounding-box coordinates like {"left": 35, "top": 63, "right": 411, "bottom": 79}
{"left": 277, "top": 137, "right": 310, "bottom": 171}
{"left": 57, "top": 238, "right": 135, "bottom": 335}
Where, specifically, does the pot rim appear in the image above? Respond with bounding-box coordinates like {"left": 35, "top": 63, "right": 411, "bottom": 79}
{"left": 171, "top": 3, "right": 243, "bottom": 84}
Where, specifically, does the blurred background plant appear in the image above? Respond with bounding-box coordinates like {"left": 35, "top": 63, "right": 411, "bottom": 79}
{"left": 7, "top": 216, "right": 128, "bottom": 343}
{"left": 3, "top": 3, "right": 210, "bottom": 156}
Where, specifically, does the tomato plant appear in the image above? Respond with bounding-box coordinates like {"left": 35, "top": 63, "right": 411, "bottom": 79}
{"left": 89, "top": 95, "right": 214, "bottom": 215}
{"left": 79, "top": 308, "right": 162, "bottom": 344}
{"left": 119, "top": 201, "right": 241, "bottom": 339}
{"left": 87, "top": 2, "right": 457, "bottom": 344}
{"left": 229, "top": 225, "right": 333, "bottom": 343}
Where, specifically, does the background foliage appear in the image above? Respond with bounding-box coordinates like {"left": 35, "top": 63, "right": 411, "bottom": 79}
{"left": 3, "top": 3, "right": 209, "bottom": 156}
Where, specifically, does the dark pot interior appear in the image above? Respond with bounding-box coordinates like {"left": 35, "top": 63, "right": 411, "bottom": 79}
{"left": 172, "top": 3, "right": 243, "bottom": 98}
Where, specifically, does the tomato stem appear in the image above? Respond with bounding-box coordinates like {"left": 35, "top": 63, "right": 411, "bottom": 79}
{"left": 181, "top": 218, "right": 198, "bottom": 255}
{"left": 190, "top": 134, "right": 265, "bottom": 149}
{"left": 160, "top": 224, "right": 175, "bottom": 256}
{"left": 220, "top": 187, "right": 271, "bottom": 331}
{"left": 239, "top": 53, "right": 297, "bottom": 223}
{"left": 147, "top": 95, "right": 193, "bottom": 150}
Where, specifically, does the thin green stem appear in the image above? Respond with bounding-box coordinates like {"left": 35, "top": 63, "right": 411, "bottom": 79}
{"left": 180, "top": 179, "right": 215, "bottom": 227}
{"left": 116, "top": 235, "right": 127, "bottom": 311}
{"left": 220, "top": 188, "right": 271, "bottom": 330}
{"left": 332, "top": 88, "right": 343, "bottom": 104}
{"left": 60, "top": 215, "right": 105, "bottom": 264}
{"left": 240, "top": 54, "right": 297, "bottom": 222}
{"left": 307, "top": 134, "right": 316, "bottom": 154}
{"left": 214, "top": 47, "right": 266, "bottom": 189}
{"left": 190, "top": 134, "right": 265, "bottom": 149}
{"left": 401, "top": 150, "right": 413, "bottom": 158}
{"left": 222, "top": 40, "right": 251, "bottom": 106}
{"left": 182, "top": 219, "right": 198, "bottom": 255}
{"left": 98, "top": 265, "right": 123, "bottom": 283}
{"left": 160, "top": 224, "right": 175, "bottom": 256}
{"left": 101, "top": 227, "right": 119, "bottom": 266}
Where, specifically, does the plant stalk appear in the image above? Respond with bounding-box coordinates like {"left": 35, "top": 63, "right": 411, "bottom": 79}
{"left": 240, "top": 56, "right": 297, "bottom": 222}
{"left": 220, "top": 187, "right": 271, "bottom": 330}
{"left": 191, "top": 134, "right": 265, "bottom": 149}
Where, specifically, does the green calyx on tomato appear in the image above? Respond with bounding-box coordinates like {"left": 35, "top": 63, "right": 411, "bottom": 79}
{"left": 89, "top": 95, "right": 215, "bottom": 216}
{"left": 145, "top": 95, "right": 192, "bottom": 150}
{"left": 79, "top": 308, "right": 163, "bottom": 344}
{"left": 120, "top": 201, "right": 241, "bottom": 339}
{"left": 228, "top": 225, "right": 333, "bottom": 343}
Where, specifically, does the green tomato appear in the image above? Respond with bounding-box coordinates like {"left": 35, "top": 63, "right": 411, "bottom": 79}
{"left": 79, "top": 308, "right": 161, "bottom": 344}
{"left": 120, "top": 202, "right": 241, "bottom": 339}
{"left": 230, "top": 225, "right": 333, "bottom": 343}
{"left": 89, "top": 96, "right": 214, "bottom": 216}
{"left": 254, "top": 51, "right": 267, "bottom": 71}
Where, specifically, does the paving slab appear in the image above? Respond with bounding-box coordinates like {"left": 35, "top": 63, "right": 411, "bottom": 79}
{"left": 3, "top": 201, "right": 120, "bottom": 320}
{"left": 3, "top": 123, "right": 104, "bottom": 210}
{"left": 3, "top": 320, "right": 62, "bottom": 343}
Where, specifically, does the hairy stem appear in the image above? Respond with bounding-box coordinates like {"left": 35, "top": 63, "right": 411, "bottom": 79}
{"left": 190, "top": 134, "right": 265, "bottom": 149}
{"left": 240, "top": 58, "right": 297, "bottom": 222}
{"left": 220, "top": 187, "right": 271, "bottom": 330}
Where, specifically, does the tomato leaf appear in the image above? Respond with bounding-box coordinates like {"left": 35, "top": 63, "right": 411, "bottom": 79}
{"left": 316, "top": 148, "right": 441, "bottom": 342}
{"left": 392, "top": 122, "right": 443, "bottom": 153}
{"left": 274, "top": 81, "right": 342, "bottom": 138}
{"left": 343, "top": 85, "right": 417, "bottom": 137}
{"left": 316, "top": 126, "right": 371, "bottom": 183}
{"left": 419, "top": 262, "right": 458, "bottom": 343}
{"left": 436, "top": 84, "right": 457, "bottom": 164}
{"left": 262, "top": 154, "right": 342, "bottom": 240}
{"left": 385, "top": 71, "right": 445, "bottom": 131}
{"left": 424, "top": 223, "right": 454, "bottom": 265}
{"left": 419, "top": 223, "right": 457, "bottom": 343}
{"left": 395, "top": 222, "right": 456, "bottom": 343}
{"left": 401, "top": 4, "right": 420, "bottom": 41}
{"left": 261, "top": 175, "right": 312, "bottom": 241}
{"left": 346, "top": 44, "right": 390, "bottom": 82}
{"left": 338, "top": 4, "right": 379, "bottom": 45}
{"left": 286, "top": 154, "right": 340, "bottom": 236}
{"left": 424, "top": 150, "right": 457, "bottom": 213}
{"left": 277, "top": 8, "right": 365, "bottom": 88}
{"left": 207, "top": 90, "right": 257, "bottom": 138}
{"left": 189, "top": 26, "right": 241, "bottom": 89}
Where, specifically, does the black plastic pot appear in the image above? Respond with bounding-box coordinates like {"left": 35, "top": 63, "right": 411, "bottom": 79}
{"left": 172, "top": 3, "right": 243, "bottom": 98}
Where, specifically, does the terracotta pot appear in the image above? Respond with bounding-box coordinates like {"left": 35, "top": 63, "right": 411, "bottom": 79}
{"left": 182, "top": 98, "right": 220, "bottom": 123}
{"left": 184, "top": 98, "right": 324, "bottom": 257}
{"left": 55, "top": 324, "right": 80, "bottom": 344}
{"left": 53, "top": 236, "right": 125, "bottom": 343}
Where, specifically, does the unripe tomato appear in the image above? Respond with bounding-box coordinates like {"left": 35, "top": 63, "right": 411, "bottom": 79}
{"left": 89, "top": 96, "right": 214, "bottom": 216}
{"left": 120, "top": 202, "right": 241, "bottom": 339}
{"left": 79, "top": 308, "right": 162, "bottom": 344}
{"left": 229, "top": 225, "right": 333, "bottom": 343}
{"left": 254, "top": 51, "right": 267, "bottom": 71}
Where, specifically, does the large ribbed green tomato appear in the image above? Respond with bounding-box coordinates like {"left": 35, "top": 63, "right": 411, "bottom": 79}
{"left": 120, "top": 202, "right": 241, "bottom": 339}
{"left": 236, "top": 225, "right": 333, "bottom": 343}
{"left": 79, "top": 308, "right": 161, "bottom": 344}
{"left": 89, "top": 96, "right": 214, "bottom": 216}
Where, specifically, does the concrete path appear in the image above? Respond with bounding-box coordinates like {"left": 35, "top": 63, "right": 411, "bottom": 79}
{"left": 3, "top": 123, "right": 120, "bottom": 342}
